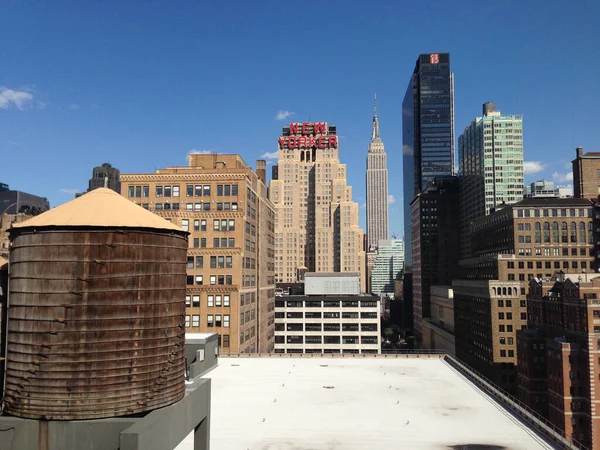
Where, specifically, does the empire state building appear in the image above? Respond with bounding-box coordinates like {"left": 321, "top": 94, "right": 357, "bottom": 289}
{"left": 366, "top": 95, "right": 389, "bottom": 250}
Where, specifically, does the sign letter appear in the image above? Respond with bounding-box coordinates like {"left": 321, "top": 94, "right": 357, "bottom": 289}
{"left": 289, "top": 123, "right": 299, "bottom": 134}
{"left": 313, "top": 122, "right": 327, "bottom": 134}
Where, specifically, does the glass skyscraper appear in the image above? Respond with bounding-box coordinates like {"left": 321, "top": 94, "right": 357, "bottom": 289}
{"left": 402, "top": 53, "right": 455, "bottom": 274}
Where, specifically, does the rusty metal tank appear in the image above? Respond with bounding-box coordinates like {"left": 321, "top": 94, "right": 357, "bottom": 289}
{"left": 2, "top": 188, "right": 189, "bottom": 420}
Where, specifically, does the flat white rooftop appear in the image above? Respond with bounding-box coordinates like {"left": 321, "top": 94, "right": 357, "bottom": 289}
{"left": 177, "top": 356, "right": 553, "bottom": 450}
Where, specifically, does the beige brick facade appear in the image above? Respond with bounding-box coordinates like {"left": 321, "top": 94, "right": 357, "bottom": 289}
{"left": 269, "top": 122, "right": 366, "bottom": 292}
{"left": 121, "top": 154, "right": 275, "bottom": 354}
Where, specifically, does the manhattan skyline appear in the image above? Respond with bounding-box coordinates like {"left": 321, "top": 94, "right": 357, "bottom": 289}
{"left": 1, "top": 1, "right": 598, "bottom": 235}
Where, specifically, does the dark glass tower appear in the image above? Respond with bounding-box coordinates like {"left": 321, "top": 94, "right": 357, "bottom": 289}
{"left": 402, "top": 53, "right": 454, "bottom": 275}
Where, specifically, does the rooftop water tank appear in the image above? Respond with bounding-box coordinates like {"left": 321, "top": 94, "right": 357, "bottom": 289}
{"left": 2, "top": 188, "right": 189, "bottom": 420}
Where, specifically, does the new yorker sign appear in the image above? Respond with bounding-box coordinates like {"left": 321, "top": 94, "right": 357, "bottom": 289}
{"left": 278, "top": 122, "right": 338, "bottom": 150}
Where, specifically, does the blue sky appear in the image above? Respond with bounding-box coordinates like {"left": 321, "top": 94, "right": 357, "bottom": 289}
{"left": 1, "top": 1, "right": 598, "bottom": 235}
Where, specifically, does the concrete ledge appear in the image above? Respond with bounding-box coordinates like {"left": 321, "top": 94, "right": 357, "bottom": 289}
{"left": 0, "top": 378, "right": 211, "bottom": 450}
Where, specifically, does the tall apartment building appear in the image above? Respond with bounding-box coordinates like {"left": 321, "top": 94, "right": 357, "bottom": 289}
{"left": 517, "top": 274, "right": 600, "bottom": 449}
{"left": 454, "top": 197, "right": 594, "bottom": 393}
{"left": 459, "top": 102, "right": 524, "bottom": 257}
{"left": 88, "top": 163, "right": 121, "bottom": 193}
{"left": 366, "top": 95, "right": 389, "bottom": 250}
{"left": 121, "top": 154, "right": 275, "bottom": 354}
{"left": 402, "top": 53, "right": 455, "bottom": 276}
{"left": 572, "top": 147, "right": 600, "bottom": 199}
{"left": 411, "top": 177, "right": 460, "bottom": 341}
{"left": 269, "top": 122, "right": 366, "bottom": 292}
{"left": 274, "top": 273, "right": 381, "bottom": 354}
{"left": 370, "top": 239, "right": 404, "bottom": 296}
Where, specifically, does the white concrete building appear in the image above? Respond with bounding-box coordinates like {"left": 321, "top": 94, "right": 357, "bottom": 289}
{"left": 274, "top": 273, "right": 380, "bottom": 354}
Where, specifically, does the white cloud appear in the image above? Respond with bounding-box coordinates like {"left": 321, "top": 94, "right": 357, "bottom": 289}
{"left": 59, "top": 188, "right": 81, "bottom": 195}
{"left": 189, "top": 149, "right": 213, "bottom": 155}
{"left": 260, "top": 151, "right": 278, "bottom": 160}
{"left": 360, "top": 203, "right": 366, "bottom": 209}
{"left": 0, "top": 87, "right": 34, "bottom": 110}
{"left": 387, "top": 194, "right": 396, "bottom": 205}
{"left": 553, "top": 171, "right": 573, "bottom": 183}
{"left": 69, "top": 103, "right": 79, "bottom": 111}
{"left": 275, "top": 110, "right": 294, "bottom": 121}
{"left": 523, "top": 161, "right": 545, "bottom": 175}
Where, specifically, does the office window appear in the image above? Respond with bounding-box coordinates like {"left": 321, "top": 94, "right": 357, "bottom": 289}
{"left": 185, "top": 315, "right": 190, "bottom": 327}
{"left": 224, "top": 295, "right": 230, "bottom": 307}
{"left": 500, "top": 350, "right": 506, "bottom": 357}
{"left": 203, "top": 185, "right": 210, "bottom": 196}
{"left": 181, "top": 219, "right": 189, "bottom": 232}
{"left": 231, "top": 184, "right": 238, "bottom": 195}
{"left": 210, "top": 275, "right": 216, "bottom": 285}
{"left": 218, "top": 275, "right": 225, "bottom": 285}
{"left": 208, "top": 295, "right": 214, "bottom": 307}
{"left": 216, "top": 315, "right": 222, "bottom": 327}
{"left": 195, "top": 185, "right": 202, "bottom": 196}
{"left": 185, "top": 295, "right": 191, "bottom": 307}
{"left": 187, "top": 185, "right": 193, "bottom": 196}
{"left": 218, "top": 256, "right": 225, "bottom": 269}
{"left": 192, "top": 295, "right": 200, "bottom": 307}
{"left": 193, "top": 238, "right": 200, "bottom": 248}
{"left": 224, "top": 315, "right": 230, "bottom": 328}
{"left": 213, "top": 219, "right": 220, "bottom": 231}
{"left": 187, "top": 256, "right": 194, "bottom": 269}
{"left": 226, "top": 275, "right": 232, "bottom": 285}
{"left": 210, "top": 256, "right": 217, "bottom": 269}
{"left": 187, "top": 203, "right": 193, "bottom": 210}
{"left": 201, "top": 238, "right": 207, "bottom": 248}
{"left": 226, "top": 256, "right": 232, "bottom": 268}
{"left": 221, "top": 219, "right": 227, "bottom": 231}
{"left": 217, "top": 185, "right": 223, "bottom": 196}
{"left": 186, "top": 275, "right": 194, "bottom": 285}
{"left": 164, "top": 186, "right": 172, "bottom": 197}
{"left": 213, "top": 295, "right": 221, "bottom": 307}
{"left": 196, "top": 256, "right": 203, "bottom": 268}
{"left": 192, "top": 315, "right": 200, "bottom": 327}
{"left": 228, "top": 238, "right": 235, "bottom": 247}
{"left": 223, "top": 335, "right": 230, "bottom": 347}
{"left": 221, "top": 238, "right": 227, "bottom": 248}
{"left": 194, "top": 203, "right": 201, "bottom": 211}
{"left": 201, "top": 219, "right": 207, "bottom": 231}
{"left": 155, "top": 203, "right": 163, "bottom": 210}
{"left": 217, "top": 202, "right": 223, "bottom": 211}
{"left": 172, "top": 185, "right": 180, "bottom": 197}
{"left": 143, "top": 186, "right": 149, "bottom": 197}
{"left": 214, "top": 238, "right": 220, "bottom": 248}
{"left": 156, "top": 186, "right": 163, "bottom": 197}
{"left": 195, "top": 276, "right": 203, "bottom": 285}
{"left": 207, "top": 315, "right": 214, "bottom": 327}
{"left": 128, "top": 186, "right": 135, "bottom": 197}
{"left": 194, "top": 220, "right": 200, "bottom": 232}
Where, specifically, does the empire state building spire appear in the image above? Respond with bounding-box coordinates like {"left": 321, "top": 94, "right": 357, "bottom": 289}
{"left": 366, "top": 93, "right": 389, "bottom": 251}
{"left": 371, "top": 93, "right": 381, "bottom": 142}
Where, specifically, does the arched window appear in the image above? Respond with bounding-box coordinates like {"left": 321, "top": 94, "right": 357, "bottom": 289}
{"left": 492, "top": 287, "right": 497, "bottom": 296}
{"left": 552, "top": 222, "right": 559, "bottom": 243}
{"left": 570, "top": 222, "right": 577, "bottom": 243}
{"left": 535, "top": 222, "right": 541, "bottom": 243}
{"left": 508, "top": 287, "right": 512, "bottom": 296}
{"left": 502, "top": 287, "right": 507, "bottom": 296}
{"left": 543, "top": 222, "right": 550, "bottom": 243}
{"left": 561, "top": 222, "right": 568, "bottom": 243}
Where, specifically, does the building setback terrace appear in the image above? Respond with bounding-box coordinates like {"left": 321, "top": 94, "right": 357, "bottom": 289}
{"left": 176, "top": 356, "right": 554, "bottom": 450}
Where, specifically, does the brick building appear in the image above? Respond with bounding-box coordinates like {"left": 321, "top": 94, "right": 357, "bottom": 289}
{"left": 121, "top": 154, "right": 275, "bottom": 354}
{"left": 517, "top": 274, "right": 600, "bottom": 449}
{"left": 572, "top": 147, "right": 600, "bottom": 200}
{"left": 454, "top": 197, "right": 594, "bottom": 393}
